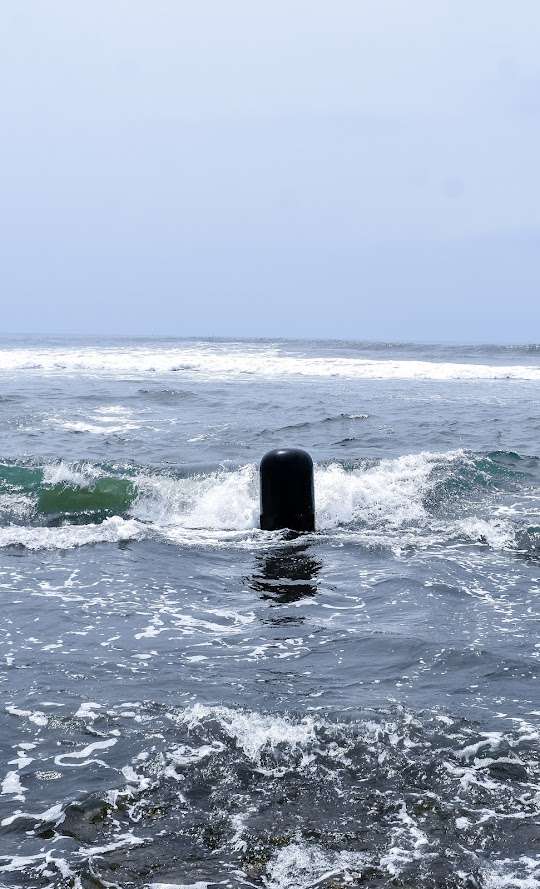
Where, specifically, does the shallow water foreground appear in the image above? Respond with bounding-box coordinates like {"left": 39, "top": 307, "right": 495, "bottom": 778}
{"left": 0, "top": 338, "right": 539, "bottom": 889}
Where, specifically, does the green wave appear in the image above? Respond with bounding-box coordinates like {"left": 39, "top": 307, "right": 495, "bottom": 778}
{"left": 37, "top": 478, "right": 135, "bottom": 516}
{"left": 424, "top": 449, "right": 539, "bottom": 512}
{"left": 0, "top": 465, "right": 136, "bottom": 519}
{"left": 0, "top": 449, "right": 537, "bottom": 527}
{"left": 0, "top": 465, "right": 43, "bottom": 492}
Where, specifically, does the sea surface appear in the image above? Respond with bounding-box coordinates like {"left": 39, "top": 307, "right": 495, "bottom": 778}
{"left": 0, "top": 337, "right": 539, "bottom": 889}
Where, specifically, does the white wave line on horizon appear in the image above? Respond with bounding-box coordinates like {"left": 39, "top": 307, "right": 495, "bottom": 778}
{"left": 0, "top": 346, "right": 539, "bottom": 380}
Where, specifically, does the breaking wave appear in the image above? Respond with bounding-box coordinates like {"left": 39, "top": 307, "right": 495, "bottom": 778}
{"left": 0, "top": 516, "right": 142, "bottom": 550}
{"left": 0, "top": 450, "right": 538, "bottom": 554}
{"left": 1, "top": 343, "right": 540, "bottom": 380}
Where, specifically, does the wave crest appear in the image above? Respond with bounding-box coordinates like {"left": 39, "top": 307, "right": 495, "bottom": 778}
{"left": 1, "top": 344, "right": 540, "bottom": 381}
{"left": 0, "top": 450, "right": 537, "bottom": 552}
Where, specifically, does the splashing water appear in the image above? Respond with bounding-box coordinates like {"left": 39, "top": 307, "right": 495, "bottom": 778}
{"left": 1, "top": 337, "right": 539, "bottom": 888}
{"left": 1, "top": 448, "right": 537, "bottom": 556}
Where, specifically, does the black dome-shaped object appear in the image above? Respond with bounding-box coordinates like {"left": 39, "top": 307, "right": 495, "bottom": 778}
{"left": 260, "top": 448, "right": 315, "bottom": 532}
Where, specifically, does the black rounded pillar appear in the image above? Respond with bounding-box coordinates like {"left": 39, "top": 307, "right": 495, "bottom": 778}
{"left": 260, "top": 448, "right": 315, "bottom": 532}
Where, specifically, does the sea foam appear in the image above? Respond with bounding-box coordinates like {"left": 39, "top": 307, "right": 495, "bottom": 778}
{"left": 0, "top": 450, "right": 530, "bottom": 552}
{"left": 1, "top": 344, "right": 540, "bottom": 381}
{"left": 0, "top": 516, "right": 142, "bottom": 550}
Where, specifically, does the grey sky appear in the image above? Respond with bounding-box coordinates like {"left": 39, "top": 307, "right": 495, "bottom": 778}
{"left": 1, "top": 1, "right": 539, "bottom": 340}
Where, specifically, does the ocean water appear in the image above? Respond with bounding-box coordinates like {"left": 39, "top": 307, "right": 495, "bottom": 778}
{"left": 0, "top": 336, "right": 539, "bottom": 889}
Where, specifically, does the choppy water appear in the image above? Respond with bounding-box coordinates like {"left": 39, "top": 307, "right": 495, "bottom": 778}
{"left": 0, "top": 337, "right": 539, "bottom": 889}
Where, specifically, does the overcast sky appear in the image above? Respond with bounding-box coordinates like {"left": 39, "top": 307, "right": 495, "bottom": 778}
{"left": 1, "top": 1, "right": 539, "bottom": 341}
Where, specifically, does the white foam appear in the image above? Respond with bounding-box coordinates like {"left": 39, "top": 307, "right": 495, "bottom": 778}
{"left": 0, "top": 770, "right": 26, "bottom": 800}
{"left": 133, "top": 464, "right": 259, "bottom": 531}
{"left": 75, "top": 702, "right": 102, "bottom": 720}
{"left": 456, "top": 517, "right": 516, "bottom": 550}
{"left": 42, "top": 461, "right": 101, "bottom": 487}
{"left": 122, "top": 765, "right": 152, "bottom": 794}
{"left": 1, "top": 802, "right": 64, "bottom": 828}
{"left": 169, "top": 743, "right": 225, "bottom": 766}
{"left": 379, "top": 801, "right": 430, "bottom": 877}
{"left": 0, "top": 491, "right": 34, "bottom": 520}
{"left": 52, "top": 404, "right": 139, "bottom": 435}
{"left": 54, "top": 737, "right": 117, "bottom": 767}
{"left": 0, "top": 516, "right": 143, "bottom": 550}
{"left": 315, "top": 452, "right": 445, "bottom": 529}
{"left": 264, "top": 842, "right": 368, "bottom": 889}
{"left": 177, "top": 704, "right": 317, "bottom": 773}
{"left": 5, "top": 705, "right": 48, "bottom": 727}
{"left": 75, "top": 832, "right": 145, "bottom": 859}
{"left": 132, "top": 451, "right": 455, "bottom": 539}
{"left": 0, "top": 450, "right": 524, "bottom": 553}
{"left": 1, "top": 343, "right": 539, "bottom": 380}
{"left": 58, "top": 419, "right": 137, "bottom": 433}
{"left": 0, "top": 851, "right": 70, "bottom": 874}
{"left": 94, "top": 404, "right": 132, "bottom": 415}
{"left": 458, "top": 732, "right": 504, "bottom": 762}
{"left": 147, "top": 883, "right": 209, "bottom": 889}
{"left": 483, "top": 859, "right": 540, "bottom": 889}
